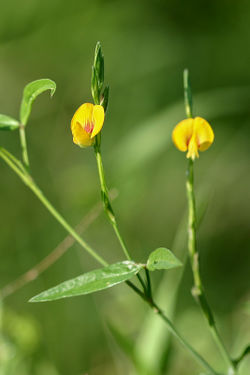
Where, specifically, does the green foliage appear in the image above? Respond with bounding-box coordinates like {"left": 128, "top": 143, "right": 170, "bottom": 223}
{"left": 29, "top": 261, "right": 143, "bottom": 302}
{"left": 0, "top": 114, "right": 19, "bottom": 131}
{"left": 19, "top": 79, "right": 56, "bottom": 126}
{"left": 147, "top": 248, "right": 182, "bottom": 271}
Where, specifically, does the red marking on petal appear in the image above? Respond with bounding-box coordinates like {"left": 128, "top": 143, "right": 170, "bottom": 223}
{"left": 186, "top": 136, "right": 191, "bottom": 146}
{"left": 84, "top": 121, "right": 94, "bottom": 134}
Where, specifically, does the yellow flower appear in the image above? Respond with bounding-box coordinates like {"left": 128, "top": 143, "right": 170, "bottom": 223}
{"left": 172, "top": 116, "right": 214, "bottom": 160}
{"left": 71, "top": 103, "right": 105, "bottom": 147}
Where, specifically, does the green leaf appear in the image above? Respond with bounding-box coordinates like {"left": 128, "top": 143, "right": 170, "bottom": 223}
{"left": 146, "top": 248, "right": 182, "bottom": 271}
{"left": 29, "top": 261, "right": 143, "bottom": 303}
{"left": 20, "top": 79, "right": 56, "bottom": 126}
{"left": 0, "top": 114, "right": 20, "bottom": 131}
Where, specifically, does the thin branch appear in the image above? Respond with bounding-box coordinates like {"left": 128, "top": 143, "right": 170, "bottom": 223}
{"left": 1, "top": 189, "right": 118, "bottom": 299}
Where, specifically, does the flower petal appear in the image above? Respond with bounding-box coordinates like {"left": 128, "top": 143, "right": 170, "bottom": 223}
{"left": 172, "top": 118, "right": 194, "bottom": 152}
{"left": 194, "top": 117, "right": 214, "bottom": 152}
{"left": 71, "top": 103, "right": 94, "bottom": 147}
{"left": 91, "top": 105, "right": 105, "bottom": 139}
{"left": 72, "top": 103, "right": 94, "bottom": 126}
{"left": 71, "top": 121, "right": 93, "bottom": 147}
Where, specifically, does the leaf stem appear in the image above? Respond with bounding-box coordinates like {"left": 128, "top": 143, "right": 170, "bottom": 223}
{"left": 0, "top": 148, "right": 107, "bottom": 267}
{"left": 19, "top": 124, "right": 30, "bottom": 171}
{"left": 145, "top": 268, "right": 152, "bottom": 298}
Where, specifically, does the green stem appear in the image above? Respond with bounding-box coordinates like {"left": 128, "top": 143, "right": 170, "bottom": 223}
{"left": 19, "top": 125, "right": 30, "bottom": 171}
{"left": 0, "top": 148, "right": 107, "bottom": 267}
{"left": 183, "top": 69, "right": 235, "bottom": 373}
{"left": 127, "top": 280, "right": 220, "bottom": 375}
{"left": 154, "top": 302, "right": 219, "bottom": 375}
{"left": 94, "top": 145, "right": 131, "bottom": 260}
{"left": 94, "top": 144, "right": 148, "bottom": 293}
{"left": 186, "top": 158, "right": 235, "bottom": 374}
{"left": 145, "top": 268, "right": 152, "bottom": 298}
{"left": 1, "top": 147, "right": 219, "bottom": 374}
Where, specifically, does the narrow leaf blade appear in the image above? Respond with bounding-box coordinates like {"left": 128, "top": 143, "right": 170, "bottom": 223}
{"left": 20, "top": 79, "right": 56, "bottom": 126}
{"left": 29, "top": 261, "right": 143, "bottom": 303}
{"left": 147, "top": 248, "right": 182, "bottom": 271}
{"left": 0, "top": 114, "right": 19, "bottom": 131}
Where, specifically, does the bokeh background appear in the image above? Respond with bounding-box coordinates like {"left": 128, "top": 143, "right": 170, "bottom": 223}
{"left": 0, "top": 0, "right": 250, "bottom": 374}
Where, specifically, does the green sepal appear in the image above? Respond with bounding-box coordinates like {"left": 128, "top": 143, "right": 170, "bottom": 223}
{"left": 29, "top": 261, "right": 143, "bottom": 302}
{"left": 91, "top": 66, "right": 100, "bottom": 105}
{"left": 100, "top": 85, "right": 109, "bottom": 112}
{"left": 20, "top": 79, "right": 56, "bottom": 126}
{"left": 93, "top": 41, "right": 104, "bottom": 92}
{"left": 91, "top": 42, "right": 105, "bottom": 104}
{"left": 0, "top": 114, "right": 20, "bottom": 131}
{"left": 146, "top": 247, "right": 182, "bottom": 271}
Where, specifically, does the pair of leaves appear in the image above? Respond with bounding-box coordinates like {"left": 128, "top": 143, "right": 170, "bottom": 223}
{"left": 0, "top": 79, "right": 56, "bottom": 131}
{"left": 30, "top": 248, "right": 182, "bottom": 303}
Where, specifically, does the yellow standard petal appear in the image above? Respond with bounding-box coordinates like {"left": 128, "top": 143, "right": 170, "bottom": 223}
{"left": 172, "top": 116, "right": 214, "bottom": 160}
{"left": 71, "top": 103, "right": 105, "bottom": 147}
{"left": 172, "top": 118, "right": 194, "bottom": 152}
{"left": 193, "top": 117, "right": 214, "bottom": 152}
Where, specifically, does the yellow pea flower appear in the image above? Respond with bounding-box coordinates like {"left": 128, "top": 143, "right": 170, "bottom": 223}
{"left": 172, "top": 116, "right": 214, "bottom": 160}
{"left": 71, "top": 103, "right": 105, "bottom": 147}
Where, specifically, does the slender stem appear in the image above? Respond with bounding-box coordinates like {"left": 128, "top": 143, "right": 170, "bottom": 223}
{"left": 186, "top": 158, "right": 235, "bottom": 373}
{"left": 145, "top": 268, "right": 152, "bottom": 298}
{"left": 127, "top": 281, "right": 220, "bottom": 375}
{"left": 154, "top": 302, "right": 219, "bottom": 375}
{"left": 112, "top": 219, "right": 131, "bottom": 260}
{"left": 19, "top": 124, "right": 30, "bottom": 170}
{"left": 94, "top": 145, "right": 148, "bottom": 292}
{"left": 94, "top": 145, "right": 131, "bottom": 260}
{"left": 0, "top": 148, "right": 107, "bottom": 267}
{"left": 28, "top": 183, "right": 108, "bottom": 266}
{"left": 1, "top": 148, "right": 220, "bottom": 374}
{"left": 183, "top": 69, "right": 235, "bottom": 373}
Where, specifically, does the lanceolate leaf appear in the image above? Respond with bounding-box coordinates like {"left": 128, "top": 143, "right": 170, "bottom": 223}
{"left": 29, "top": 261, "right": 143, "bottom": 303}
{"left": 20, "top": 79, "right": 56, "bottom": 126}
{"left": 0, "top": 114, "right": 19, "bottom": 131}
{"left": 147, "top": 247, "right": 182, "bottom": 271}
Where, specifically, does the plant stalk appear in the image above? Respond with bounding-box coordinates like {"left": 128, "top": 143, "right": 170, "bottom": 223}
{"left": 1, "top": 147, "right": 219, "bottom": 375}
{"left": 186, "top": 157, "right": 235, "bottom": 374}
{"left": 19, "top": 124, "right": 30, "bottom": 171}
{"left": 183, "top": 69, "right": 235, "bottom": 373}
{"left": 0, "top": 148, "right": 107, "bottom": 267}
{"left": 127, "top": 280, "right": 220, "bottom": 375}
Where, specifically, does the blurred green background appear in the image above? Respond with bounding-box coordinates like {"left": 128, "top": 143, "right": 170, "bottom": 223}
{"left": 0, "top": 0, "right": 250, "bottom": 374}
